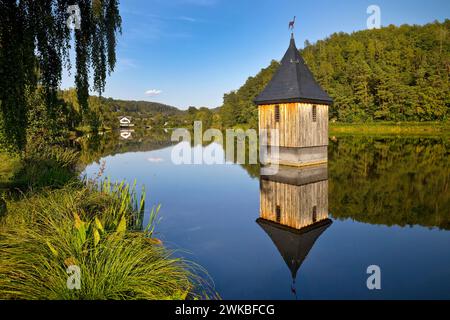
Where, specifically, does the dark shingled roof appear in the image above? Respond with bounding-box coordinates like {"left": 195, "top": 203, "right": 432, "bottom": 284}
{"left": 254, "top": 34, "right": 333, "bottom": 105}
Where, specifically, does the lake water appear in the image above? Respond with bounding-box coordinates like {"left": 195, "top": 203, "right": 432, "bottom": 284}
{"left": 82, "top": 132, "right": 450, "bottom": 300}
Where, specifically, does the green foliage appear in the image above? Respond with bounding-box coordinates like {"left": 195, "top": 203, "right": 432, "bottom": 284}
{"left": 12, "top": 145, "right": 79, "bottom": 190}
{"left": 186, "top": 106, "right": 215, "bottom": 128}
{"left": 0, "top": 183, "right": 210, "bottom": 300}
{"left": 0, "top": 133, "right": 215, "bottom": 300}
{"left": 59, "top": 88, "right": 187, "bottom": 131}
{"left": 27, "top": 89, "right": 75, "bottom": 146}
{"left": 0, "top": 0, "right": 121, "bottom": 151}
{"left": 236, "top": 133, "right": 450, "bottom": 230}
{"left": 329, "top": 121, "right": 450, "bottom": 135}
{"left": 76, "top": 129, "right": 173, "bottom": 166}
{"left": 103, "top": 97, "right": 182, "bottom": 115}
{"left": 304, "top": 21, "right": 450, "bottom": 122}
{"left": 0, "top": 153, "right": 22, "bottom": 185}
{"left": 32, "top": 88, "right": 217, "bottom": 133}
{"left": 84, "top": 179, "right": 148, "bottom": 232}
{"left": 219, "top": 21, "right": 450, "bottom": 127}
{"left": 0, "top": 134, "right": 79, "bottom": 191}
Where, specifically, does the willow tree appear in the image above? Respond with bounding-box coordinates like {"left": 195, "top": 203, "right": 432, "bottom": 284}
{"left": 0, "top": 0, "right": 122, "bottom": 151}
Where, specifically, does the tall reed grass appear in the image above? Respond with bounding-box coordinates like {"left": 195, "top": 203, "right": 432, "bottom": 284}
{"left": 0, "top": 181, "right": 212, "bottom": 299}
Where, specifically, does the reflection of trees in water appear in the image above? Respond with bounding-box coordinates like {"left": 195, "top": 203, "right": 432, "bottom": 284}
{"left": 329, "top": 136, "right": 450, "bottom": 230}
{"left": 241, "top": 135, "right": 450, "bottom": 229}
{"left": 78, "top": 132, "right": 450, "bottom": 230}
{"left": 76, "top": 130, "right": 173, "bottom": 166}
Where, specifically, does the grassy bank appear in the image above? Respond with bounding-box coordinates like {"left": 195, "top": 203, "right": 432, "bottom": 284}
{"left": 0, "top": 153, "right": 21, "bottom": 187}
{"left": 231, "top": 121, "right": 450, "bottom": 136}
{"left": 0, "top": 148, "right": 211, "bottom": 300}
{"left": 330, "top": 121, "right": 450, "bottom": 136}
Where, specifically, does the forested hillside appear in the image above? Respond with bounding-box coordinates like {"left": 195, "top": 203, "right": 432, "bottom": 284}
{"left": 101, "top": 98, "right": 182, "bottom": 116}
{"left": 58, "top": 89, "right": 184, "bottom": 129}
{"left": 220, "top": 20, "right": 450, "bottom": 127}
{"left": 58, "top": 89, "right": 216, "bottom": 132}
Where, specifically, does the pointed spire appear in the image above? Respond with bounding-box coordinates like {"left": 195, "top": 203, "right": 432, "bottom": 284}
{"left": 254, "top": 34, "right": 333, "bottom": 105}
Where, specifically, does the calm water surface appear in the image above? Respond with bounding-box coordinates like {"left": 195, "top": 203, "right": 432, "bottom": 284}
{"left": 82, "top": 133, "right": 450, "bottom": 299}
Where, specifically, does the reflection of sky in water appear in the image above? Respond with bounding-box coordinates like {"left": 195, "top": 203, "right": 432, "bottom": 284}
{"left": 83, "top": 142, "right": 450, "bottom": 300}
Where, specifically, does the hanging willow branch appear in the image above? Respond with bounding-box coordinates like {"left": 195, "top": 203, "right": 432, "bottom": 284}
{"left": 0, "top": 0, "right": 122, "bottom": 151}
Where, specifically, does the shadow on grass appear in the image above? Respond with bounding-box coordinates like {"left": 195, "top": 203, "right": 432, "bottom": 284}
{"left": 10, "top": 158, "right": 78, "bottom": 190}
{"left": 1, "top": 145, "right": 78, "bottom": 188}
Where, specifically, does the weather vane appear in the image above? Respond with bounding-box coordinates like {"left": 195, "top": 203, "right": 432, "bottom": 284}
{"left": 288, "top": 16, "right": 296, "bottom": 31}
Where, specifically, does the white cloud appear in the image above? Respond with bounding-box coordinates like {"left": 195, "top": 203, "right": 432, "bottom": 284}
{"left": 147, "top": 157, "right": 164, "bottom": 163}
{"left": 145, "top": 89, "right": 162, "bottom": 96}
{"left": 178, "top": 16, "right": 196, "bottom": 22}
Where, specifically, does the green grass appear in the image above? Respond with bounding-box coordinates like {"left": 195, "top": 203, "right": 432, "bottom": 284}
{"left": 0, "top": 145, "right": 214, "bottom": 300}
{"left": 225, "top": 121, "right": 450, "bottom": 136}
{"left": 0, "top": 181, "right": 212, "bottom": 300}
{"left": 330, "top": 121, "right": 450, "bottom": 136}
{"left": 0, "top": 153, "right": 22, "bottom": 185}
{"left": 0, "top": 145, "right": 79, "bottom": 191}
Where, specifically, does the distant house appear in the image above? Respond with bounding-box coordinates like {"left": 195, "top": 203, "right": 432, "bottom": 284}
{"left": 118, "top": 116, "right": 135, "bottom": 128}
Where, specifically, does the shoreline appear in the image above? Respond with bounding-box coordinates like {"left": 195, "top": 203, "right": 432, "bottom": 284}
{"left": 329, "top": 122, "right": 450, "bottom": 136}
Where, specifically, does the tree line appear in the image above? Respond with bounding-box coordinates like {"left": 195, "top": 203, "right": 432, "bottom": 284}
{"left": 220, "top": 20, "right": 450, "bottom": 128}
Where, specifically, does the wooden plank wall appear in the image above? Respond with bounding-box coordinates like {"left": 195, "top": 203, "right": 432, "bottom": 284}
{"left": 260, "top": 179, "right": 328, "bottom": 230}
{"left": 259, "top": 103, "right": 328, "bottom": 148}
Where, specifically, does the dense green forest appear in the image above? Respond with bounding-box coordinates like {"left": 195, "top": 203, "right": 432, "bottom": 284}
{"left": 220, "top": 20, "right": 450, "bottom": 127}
{"left": 101, "top": 98, "right": 182, "bottom": 115}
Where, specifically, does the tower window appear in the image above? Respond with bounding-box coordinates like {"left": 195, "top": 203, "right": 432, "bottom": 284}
{"left": 276, "top": 205, "right": 281, "bottom": 223}
{"left": 275, "top": 105, "right": 280, "bottom": 122}
{"left": 312, "top": 105, "right": 317, "bottom": 122}
{"left": 312, "top": 206, "right": 317, "bottom": 222}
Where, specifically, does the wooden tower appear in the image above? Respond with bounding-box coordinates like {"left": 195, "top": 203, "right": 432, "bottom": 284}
{"left": 255, "top": 34, "right": 332, "bottom": 167}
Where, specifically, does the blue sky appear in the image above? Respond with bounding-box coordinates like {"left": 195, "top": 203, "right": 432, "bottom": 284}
{"left": 62, "top": 0, "right": 450, "bottom": 109}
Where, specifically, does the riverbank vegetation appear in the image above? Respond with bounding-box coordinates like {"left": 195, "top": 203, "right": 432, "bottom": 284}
{"left": 330, "top": 121, "right": 450, "bottom": 136}
{"left": 0, "top": 1, "right": 212, "bottom": 300}
{"left": 0, "top": 146, "right": 211, "bottom": 299}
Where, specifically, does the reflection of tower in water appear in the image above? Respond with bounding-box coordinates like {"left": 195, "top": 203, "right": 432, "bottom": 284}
{"left": 257, "top": 164, "right": 331, "bottom": 299}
